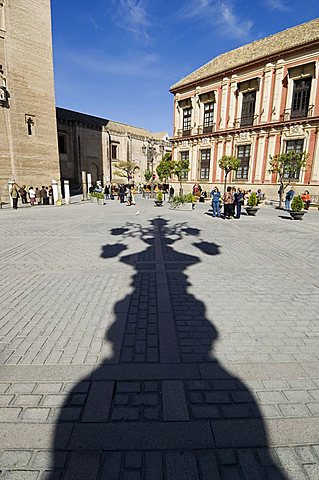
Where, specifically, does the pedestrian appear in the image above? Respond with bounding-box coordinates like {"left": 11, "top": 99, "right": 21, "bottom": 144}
{"left": 301, "top": 190, "right": 311, "bottom": 210}
{"left": 48, "top": 186, "right": 54, "bottom": 205}
{"left": 19, "top": 185, "right": 28, "bottom": 204}
{"left": 235, "top": 188, "right": 244, "bottom": 218}
{"left": 35, "top": 187, "right": 41, "bottom": 205}
{"left": 169, "top": 185, "right": 175, "bottom": 202}
{"left": 10, "top": 183, "right": 19, "bottom": 210}
{"left": 104, "top": 184, "right": 110, "bottom": 199}
{"left": 223, "top": 186, "right": 233, "bottom": 219}
{"left": 40, "top": 186, "right": 48, "bottom": 205}
{"left": 285, "top": 188, "right": 295, "bottom": 211}
{"left": 231, "top": 187, "right": 236, "bottom": 217}
{"left": 28, "top": 186, "right": 36, "bottom": 206}
{"left": 119, "top": 184, "right": 125, "bottom": 203}
{"left": 210, "top": 186, "right": 221, "bottom": 217}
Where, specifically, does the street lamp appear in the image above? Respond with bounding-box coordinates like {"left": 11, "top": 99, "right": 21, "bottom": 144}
{"left": 142, "top": 140, "right": 157, "bottom": 199}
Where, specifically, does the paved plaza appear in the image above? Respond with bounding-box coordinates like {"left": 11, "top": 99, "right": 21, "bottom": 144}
{"left": 1, "top": 197, "right": 319, "bottom": 479}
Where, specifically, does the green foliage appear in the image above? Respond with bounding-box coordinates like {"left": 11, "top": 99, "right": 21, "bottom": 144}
{"left": 156, "top": 153, "right": 173, "bottom": 181}
{"left": 114, "top": 161, "right": 139, "bottom": 181}
{"left": 218, "top": 155, "right": 241, "bottom": 174}
{"left": 90, "top": 192, "right": 104, "bottom": 200}
{"left": 268, "top": 151, "right": 307, "bottom": 182}
{"left": 218, "top": 155, "right": 241, "bottom": 192}
{"left": 247, "top": 192, "right": 258, "bottom": 207}
{"left": 156, "top": 191, "right": 163, "bottom": 202}
{"left": 172, "top": 193, "right": 196, "bottom": 205}
{"left": 268, "top": 150, "right": 307, "bottom": 209}
{"left": 291, "top": 195, "right": 304, "bottom": 212}
{"left": 144, "top": 169, "right": 152, "bottom": 182}
{"left": 173, "top": 158, "right": 190, "bottom": 180}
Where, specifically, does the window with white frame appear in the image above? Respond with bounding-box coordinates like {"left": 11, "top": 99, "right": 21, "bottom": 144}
{"left": 183, "top": 108, "right": 192, "bottom": 134}
{"left": 199, "top": 149, "right": 210, "bottom": 180}
{"left": 236, "top": 145, "right": 250, "bottom": 180}
{"left": 203, "top": 102, "right": 214, "bottom": 132}
{"left": 291, "top": 78, "right": 312, "bottom": 119}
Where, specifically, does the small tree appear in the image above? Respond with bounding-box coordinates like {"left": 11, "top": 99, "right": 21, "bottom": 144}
{"left": 173, "top": 158, "right": 190, "bottom": 195}
{"left": 144, "top": 169, "right": 152, "bottom": 182}
{"left": 113, "top": 161, "right": 139, "bottom": 183}
{"left": 218, "top": 155, "right": 241, "bottom": 194}
{"left": 156, "top": 153, "right": 174, "bottom": 182}
{"left": 268, "top": 151, "right": 307, "bottom": 209}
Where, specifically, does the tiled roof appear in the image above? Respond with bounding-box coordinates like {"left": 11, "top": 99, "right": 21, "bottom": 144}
{"left": 170, "top": 18, "right": 319, "bottom": 91}
{"left": 56, "top": 107, "right": 167, "bottom": 140}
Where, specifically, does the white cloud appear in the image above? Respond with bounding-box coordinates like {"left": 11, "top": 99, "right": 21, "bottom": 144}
{"left": 111, "top": 0, "right": 151, "bottom": 42}
{"left": 181, "top": 0, "right": 253, "bottom": 40}
{"left": 264, "top": 0, "right": 290, "bottom": 11}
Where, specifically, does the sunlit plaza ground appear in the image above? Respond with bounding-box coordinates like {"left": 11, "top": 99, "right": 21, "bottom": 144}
{"left": 1, "top": 197, "right": 319, "bottom": 479}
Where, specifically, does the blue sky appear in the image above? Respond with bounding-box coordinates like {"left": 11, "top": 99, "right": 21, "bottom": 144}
{"left": 51, "top": 0, "right": 319, "bottom": 135}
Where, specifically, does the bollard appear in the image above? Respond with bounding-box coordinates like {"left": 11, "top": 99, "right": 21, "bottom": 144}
{"left": 64, "top": 180, "right": 70, "bottom": 205}
{"left": 82, "top": 171, "right": 87, "bottom": 201}
{"left": 52, "top": 180, "right": 59, "bottom": 205}
{"left": 8, "top": 180, "right": 14, "bottom": 208}
{"left": 87, "top": 173, "right": 92, "bottom": 199}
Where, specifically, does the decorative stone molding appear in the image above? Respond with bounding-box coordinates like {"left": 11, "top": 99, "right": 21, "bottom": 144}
{"left": 289, "top": 125, "right": 304, "bottom": 136}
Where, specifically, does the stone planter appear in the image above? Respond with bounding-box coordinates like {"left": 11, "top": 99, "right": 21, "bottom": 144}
{"left": 289, "top": 210, "right": 306, "bottom": 220}
{"left": 154, "top": 201, "right": 163, "bottom": 207}
{"left": 245, "top": 207, "right": 259, "bottom": 216}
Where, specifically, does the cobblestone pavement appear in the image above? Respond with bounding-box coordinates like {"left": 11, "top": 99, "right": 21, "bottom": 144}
{"left": 1, "top": 198, "right": 319, "bottom": 479}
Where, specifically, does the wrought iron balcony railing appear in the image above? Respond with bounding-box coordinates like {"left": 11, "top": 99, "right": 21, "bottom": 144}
{"left": 197, "top": 124, "right": 216, "bottom": 134}
{"left": 233, "top": 115, "right": 259, "bottom": 129}
{"left": 281, "top": 105, "right": 314, "bottom": 121}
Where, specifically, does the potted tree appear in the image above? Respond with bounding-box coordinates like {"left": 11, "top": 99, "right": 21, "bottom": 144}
{"left": 245, "top": 192, "right": 259, "bottom": 216}
{"left": 268, "top": 151, "right": 308, "bottom": 209}
{"left": 290, "top": 195, "right": 306, "bottom": 220}
{"left": 154, "top": 190, "right": 163, "bottom": 207}
{"left": 170, "top": 193, "right": 196, "bottom": 211}
{"left": 218, "top": 155, "right": 241, "bottom": 194}
{"left": 173, "top": 158, "right": 190, "bottom": 196}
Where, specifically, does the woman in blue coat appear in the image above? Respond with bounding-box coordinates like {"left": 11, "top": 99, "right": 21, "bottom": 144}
{"left": 210, "top": 186, "right": 221, "bottom": 217}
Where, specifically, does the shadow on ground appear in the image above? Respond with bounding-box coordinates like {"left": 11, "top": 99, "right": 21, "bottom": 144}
{"left": 49, "top": 218, "right": 287, "bottom": 479}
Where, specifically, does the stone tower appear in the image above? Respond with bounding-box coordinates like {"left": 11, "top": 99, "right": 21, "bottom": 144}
{"left": 0, "top": 0, "right": 60, "bottom": 200}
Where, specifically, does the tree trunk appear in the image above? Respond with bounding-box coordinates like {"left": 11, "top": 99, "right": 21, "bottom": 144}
{"left": 223, "top": 171, "right": 228, "bottom": 195}
{"left": 179, "top": 179, "right": 183, "bottom": 196}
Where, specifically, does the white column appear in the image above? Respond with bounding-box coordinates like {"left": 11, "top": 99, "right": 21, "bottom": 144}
{"left": 87, "top": 173, "right": 92, "bottom": 197}
{"left": 261, "top": 63, "right": 275, "bottom": 123}
{"left": 51, "top": 180, "right": 59, "bottom": 205}
{"left": 8, "top": 179, "right": 14, "bottom": 207}
{"left": 82, "top": 171, "right": 87, "bottom": 201}
{"left": 220, "top": 78, "right": 229, "bottom": 130}
{"left": 64, "top": 180, "right": 70, "bottom": 205}
{"left": 271, "top": 61, "right": 285, "bottom": 122}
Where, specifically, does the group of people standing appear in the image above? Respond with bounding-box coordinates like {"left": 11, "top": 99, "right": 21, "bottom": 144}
{"left": 10, "top": 184, "right": 53, "bottom": 210}
{"left": 210, "top": 187, "right": 264, "bottom": 219}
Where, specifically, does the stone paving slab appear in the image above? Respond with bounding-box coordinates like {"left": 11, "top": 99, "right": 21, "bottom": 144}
{"left": 1, "top": 199, "right": 319, "bottom": 478}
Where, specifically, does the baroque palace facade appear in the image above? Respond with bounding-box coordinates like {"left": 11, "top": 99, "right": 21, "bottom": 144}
{"left": 170, "top": 18, "right": 319, "bottom": 196}
{"left": 0, "top": 0, "right": 60, "bottom": 199}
